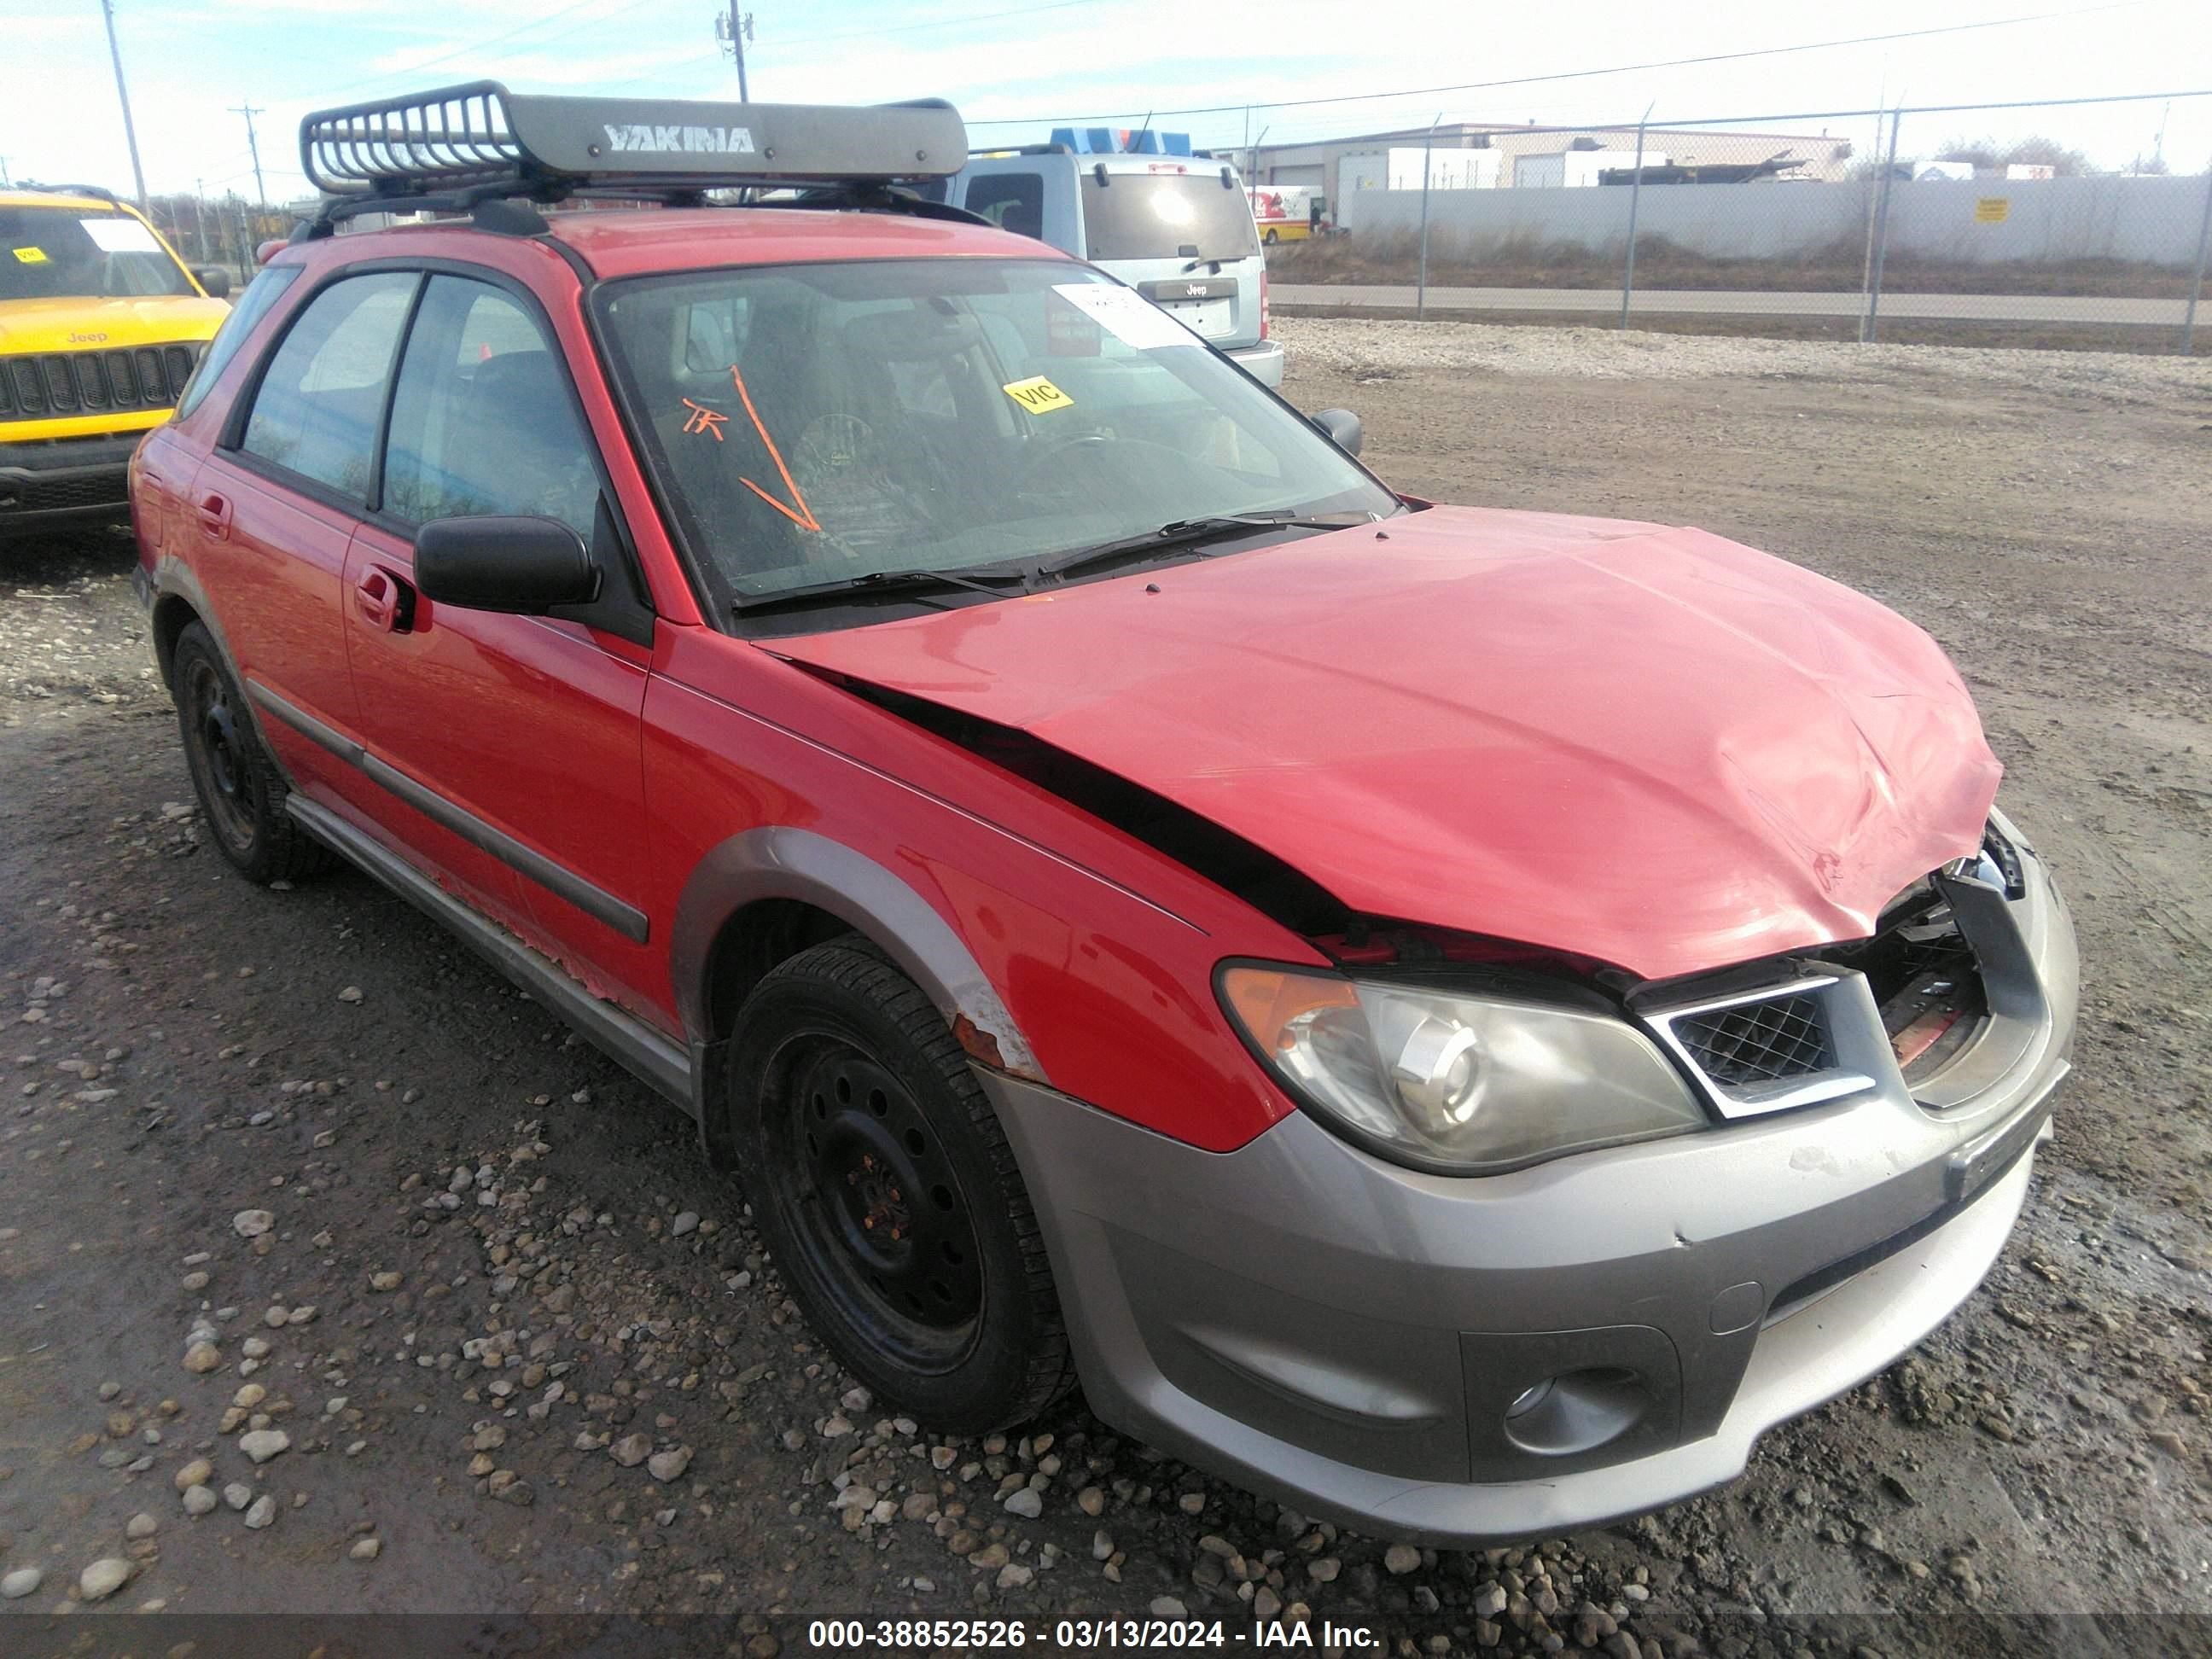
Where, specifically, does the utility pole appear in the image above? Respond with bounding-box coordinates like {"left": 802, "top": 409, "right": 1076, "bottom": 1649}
{"left": 717, "top": 3, "right": 754, "bottom": 102}
{"left": 98, "top": 0, "right": 151, "bottom": 214}
{"left": 194, "top": 178, "right": 211, "bottom": 265}
{"left": 0, "top": 156, "right": 11, "bottom": 189}
{"left": 230, "top": 102, "right": 268, "bottom": 240}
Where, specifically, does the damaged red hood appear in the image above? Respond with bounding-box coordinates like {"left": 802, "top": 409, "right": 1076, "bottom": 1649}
{"left": 771, "top": 506, "right": 2001, "bottom": 981}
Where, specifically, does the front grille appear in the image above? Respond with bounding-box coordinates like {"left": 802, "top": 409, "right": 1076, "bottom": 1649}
{"left": 1672, "top": 993, "right": 1832, "bottom": 1086}
{"left": 1645, "top": 974, "right": 1871, "bottom": 1119}
{"left": 0, "top": 343, "right": 201, "bottom": 420}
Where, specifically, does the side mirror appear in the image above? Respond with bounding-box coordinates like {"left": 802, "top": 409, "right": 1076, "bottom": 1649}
{"left": 193, "top": 266, "right": 232, "bottom": 299}
{"left": 414, "top": 516, "right": 598, "bottom": 614}
{"left": 1311, "top": 407, "right": 1362, "bottom": 457}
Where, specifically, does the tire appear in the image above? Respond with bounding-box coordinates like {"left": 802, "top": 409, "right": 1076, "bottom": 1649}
{"left": 172, "top": 621, "right": 335, "bottom": 884}
{"left": 1262, "top": 228, "right": 1279, "bottom": 245}
{"left": 725, "top": 939, "right": 1075, "bottom": 1433}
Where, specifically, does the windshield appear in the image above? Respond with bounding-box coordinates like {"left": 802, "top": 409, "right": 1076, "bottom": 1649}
{"left": 0, "top": 205, "right": 194, "bottom": 300}
{"left": 1080, "top": 172, "right": 1260, "bottom": 262}
{"left": 597, "top": 259, "right": 1391, "bottom": 611}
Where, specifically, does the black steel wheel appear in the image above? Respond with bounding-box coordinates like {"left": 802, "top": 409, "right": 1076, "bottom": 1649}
{"left": 725, "top": 939, "right": 1075, "bottom": 1432}
{"left": 771, "top": 1039, "right": 984, "bottom": 1369}
{"left": 172, "top": 622, "right": 333, "bottom": 884}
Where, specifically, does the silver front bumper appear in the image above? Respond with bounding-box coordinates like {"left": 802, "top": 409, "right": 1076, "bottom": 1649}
{"left": 985, "top": 829, "right": 2075, "bottom": 1544}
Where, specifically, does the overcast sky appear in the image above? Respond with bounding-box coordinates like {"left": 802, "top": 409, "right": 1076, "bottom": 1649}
{"left": 9, "top": 0, "right": 2209, "bottom": 202}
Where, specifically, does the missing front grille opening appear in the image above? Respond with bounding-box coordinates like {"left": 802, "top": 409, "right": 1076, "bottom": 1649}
{"left": 1815, "top": 878, "right": 1988, "bottom": 1076}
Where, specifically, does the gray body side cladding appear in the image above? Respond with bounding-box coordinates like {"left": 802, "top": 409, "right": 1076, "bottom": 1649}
{"left": 668, "top": 825, "right": 1041, "bottom": 1077}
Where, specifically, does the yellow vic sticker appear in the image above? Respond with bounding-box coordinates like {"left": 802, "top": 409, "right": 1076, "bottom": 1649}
{"left": 1002, "top": 375, "right": 1074, "bottom": 415}
{"left": 13, "top": 247, "right": 49, "bottom": 264}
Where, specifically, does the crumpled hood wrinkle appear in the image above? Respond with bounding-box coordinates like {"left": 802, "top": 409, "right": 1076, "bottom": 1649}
{"left": 771, "top": 505, "right": 2001, "bottom": 982}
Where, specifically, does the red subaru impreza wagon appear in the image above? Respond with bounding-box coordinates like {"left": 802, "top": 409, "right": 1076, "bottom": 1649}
{"left": 131, "top": 84, "right": 2075, "bottom": 1543}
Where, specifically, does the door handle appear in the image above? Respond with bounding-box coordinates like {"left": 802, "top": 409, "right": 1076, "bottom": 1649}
{"left": 195, "top": 491, "right": 232, "bottom": 540}
{"left": 353, "top": 566, "right": 412, "bottom": 633}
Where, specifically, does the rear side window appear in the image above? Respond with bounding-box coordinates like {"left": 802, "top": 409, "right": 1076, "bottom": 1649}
{"left": 381, "top": 276, "right": 598, "bottom": 539}
{"left": 965, "top": 173, "right": 1044, "bottom": 241}
{"left": 1080, "top": 172, "right": 1260, "bottom": 262}
{"left": 176, "top": 265, "right": 300, "bottom": 421}
{"left": 239, "top": 271, "right": 416, "bottom": 500}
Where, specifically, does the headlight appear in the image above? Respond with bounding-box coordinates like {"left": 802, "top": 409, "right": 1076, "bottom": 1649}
{"left": 1220, "top": 964, "right": 1707, "bottom": 1174}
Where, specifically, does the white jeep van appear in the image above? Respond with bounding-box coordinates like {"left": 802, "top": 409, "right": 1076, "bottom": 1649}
{"left": 933, "top": 148, "right": 1283, "bottom": 387}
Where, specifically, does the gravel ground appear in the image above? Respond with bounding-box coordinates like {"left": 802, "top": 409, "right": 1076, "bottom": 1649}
{"left": 1278, "top": 314, "right": 2212, "bottom": 399}
{"left": 2, "top": 322, "right": 2210, "bottom": 1656}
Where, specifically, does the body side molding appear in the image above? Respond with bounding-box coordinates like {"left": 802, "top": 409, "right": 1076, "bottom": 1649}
{"left": 247, "top": 678, "right": 650, "bottom": 945}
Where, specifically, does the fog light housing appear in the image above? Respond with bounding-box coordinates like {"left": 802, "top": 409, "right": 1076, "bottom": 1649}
{"left": 1499, "top": 1367, "right": 1645, "bottom": 1457}
{"left": 1505, "top": 1378, "right": 1554, "bottom": 1419}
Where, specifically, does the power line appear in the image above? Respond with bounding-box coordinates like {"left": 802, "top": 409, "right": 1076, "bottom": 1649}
{"left": 289, "top": 0, "right": 629, "bottom": 104}
{"left": 964, "top": 0, "right": 2159, "bottom": 127}
{"left": 482, "top": 0, "right": 661, "bottom": 67}
{"left": 599, "top": 0, "right": 1109, "bottom": 95}
{"left": 779, "top": 0, "right": 1102, "bottom": 49}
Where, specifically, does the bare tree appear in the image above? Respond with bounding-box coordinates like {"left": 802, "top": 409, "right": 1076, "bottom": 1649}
{"left": 1932, "top": 134, "right": 2093, "bottom": 176}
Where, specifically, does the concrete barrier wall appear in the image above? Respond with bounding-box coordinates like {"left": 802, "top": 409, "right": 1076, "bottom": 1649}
{"left": 1339, "top": 174, "right": 2212, "bottom": 267}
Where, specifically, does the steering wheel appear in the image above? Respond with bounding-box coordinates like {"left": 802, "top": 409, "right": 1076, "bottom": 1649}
{"left": 794, "top": 413, "right": 878, "bottom": 482}
{"left": 1016, "top": 433, "right": 1189, "bottom": 498}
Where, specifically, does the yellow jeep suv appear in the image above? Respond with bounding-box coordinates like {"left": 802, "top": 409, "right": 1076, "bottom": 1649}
{"left": 1, "top": 185, "right": 230, "bottom": 538}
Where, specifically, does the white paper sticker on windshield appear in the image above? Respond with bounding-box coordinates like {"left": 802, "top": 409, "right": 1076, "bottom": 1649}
{"left": 79, "top": 216, "right": 161, "bottom": 254}
{"left": 1051, "top": 282, "right": 1200, "bottom": 350}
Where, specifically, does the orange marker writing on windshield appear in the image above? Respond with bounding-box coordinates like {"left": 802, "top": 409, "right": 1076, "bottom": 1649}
{"left": 681, "top": 399, "right": 729, "bottom": 441}
{"left": 729, "top": 365, "right": 820, "bottom": 533}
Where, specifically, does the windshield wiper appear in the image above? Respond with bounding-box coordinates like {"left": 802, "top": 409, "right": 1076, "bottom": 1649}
{"left": 1038, "top": 511, "right": 1376, "bottom": 581}
{"left": 731, "top": 564, "right": 1033, "bottom": 616}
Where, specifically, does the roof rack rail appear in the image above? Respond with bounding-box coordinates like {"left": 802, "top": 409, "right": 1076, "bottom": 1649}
{"left": 300, "top": 80, "right": 963, "bottom": 207}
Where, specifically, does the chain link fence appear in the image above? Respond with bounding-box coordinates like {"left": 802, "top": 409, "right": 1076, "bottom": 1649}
{"left": 138, "top": 195, "right": 290, "bottom": 291}
{"left": 1264, "top": 90, "right": 2212, "bottom": 353}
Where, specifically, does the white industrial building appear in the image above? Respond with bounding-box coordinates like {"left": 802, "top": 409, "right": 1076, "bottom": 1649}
{"left": 1243, "top": 119, "right": 1860, "bottom": 206}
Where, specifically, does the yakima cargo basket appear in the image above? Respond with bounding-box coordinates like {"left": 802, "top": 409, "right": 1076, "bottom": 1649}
{"left": 299, "top": 80, "right": 966, "bottom": 201}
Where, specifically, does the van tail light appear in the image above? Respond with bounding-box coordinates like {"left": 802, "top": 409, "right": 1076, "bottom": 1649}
{"left": 1260, "top": 271, "right": 1271, "bottom": 340}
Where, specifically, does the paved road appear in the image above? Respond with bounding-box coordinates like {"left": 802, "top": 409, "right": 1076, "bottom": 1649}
{"left": 1272, "top": 282, "right": 2192, "bottom": 324}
